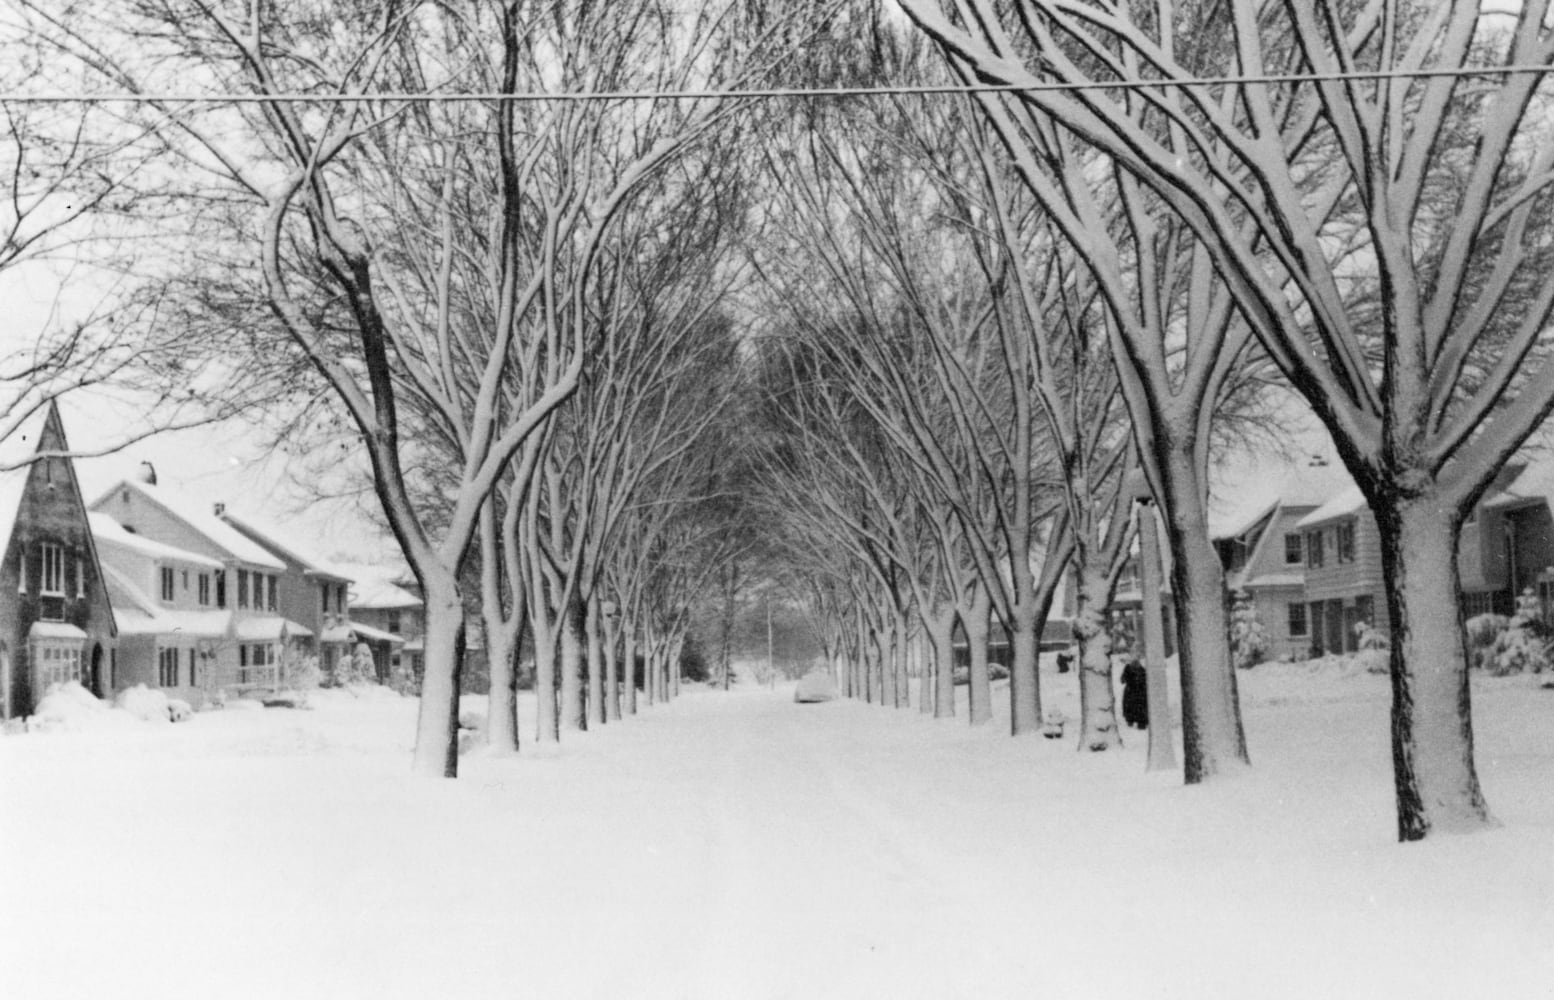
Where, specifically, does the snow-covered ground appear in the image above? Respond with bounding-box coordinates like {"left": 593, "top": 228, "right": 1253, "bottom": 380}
{"left": 2, "top": 662, "right": 1551, "bottom": 1000}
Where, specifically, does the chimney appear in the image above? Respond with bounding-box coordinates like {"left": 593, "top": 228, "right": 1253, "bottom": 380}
{"left": 213, "top": 502, "right": 226, "bottom": 517}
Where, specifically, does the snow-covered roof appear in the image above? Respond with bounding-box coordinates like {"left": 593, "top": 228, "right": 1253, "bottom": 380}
{"left": 347, "top": 620, "right": 404, "bottom": 645}
{"left": 336, "top": 563, "right": 422, "bottom": 610}
{"left": 90, "top": 512, "right": 224, "bottom": 569}
{"left": 1296, "top": 485, "right": 1368, "bottom": 528}
{"left": 101, "top": 563, "right": 232, "bottom": 638}
{"left": 29, "top": 621, "right": 86, "bottom": 640}
{"left": 234, "top": 616, "right": 313, "bottom": 641}
{"left": 96, "top": 478, "right": 285, "bottom": 570}
{"left": 218, "top": 509, "right": 353, "bottom": 580}
{"left": 1483, "top": 457, "right": 1554, "bottom": 510}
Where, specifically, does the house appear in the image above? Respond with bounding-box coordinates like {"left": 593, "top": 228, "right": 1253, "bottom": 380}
{"left": 0, "top": 402, "right": 118, "bottom": 720}
{"left": 89, "top": 472, "right": 312, "bottom": 699}
{"left": 91, "top": 512, "right": 229, "bottom": 703}
{"left": 1216, "top": 460, "right": 1351, "bottom": 660}
{"left": 1463, "top": 459, "right": 1554, "bottom": 619}
{"left": 337, "top": 563, "right": 420, "bottom": 682}
{"left": 217, "top": 509, "right": 358, "bottom": 678}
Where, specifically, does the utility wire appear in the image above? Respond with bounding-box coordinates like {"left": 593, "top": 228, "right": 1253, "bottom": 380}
{"left": 3, "top": 62, "right": 1554, "bottom": 104}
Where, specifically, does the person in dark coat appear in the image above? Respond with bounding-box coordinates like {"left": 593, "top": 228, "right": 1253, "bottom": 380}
{"left": 1120, "top": 658, "right": 1148, "bottom": 729}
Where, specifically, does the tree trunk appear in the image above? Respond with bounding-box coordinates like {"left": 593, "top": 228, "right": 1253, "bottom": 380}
{"left": 560, "top": 596, "right": 586, "bottom": 731}
{"left": 960, "top": 587, "right": 993, "bottom": 725}
{"left": 484, "top": 621, "right": 520, "bottom": 755}
{"left": 1136, "top": 500, "right": 1177, "bottom": 772}
{"left": 878, "top": 622, "right": 898, "bottom": 707}
{"left": 1007, "top": 600, "right": 1041, "bottom": 736}
{"left": 927, "top": 605, "right": 957, "bottom": 720}
{"left": 604, "top": 619, "right": 621, "bottom": 722}
{"left": 622, "top": 619, "right": 638, "bottom": 716}
{"left": 1160, "top": 445, "right": 1249, "bottom": 780}
{"left": 411, "top": 586, "right": 464, "bottom": 777}
{"left": 916, "top": 631, "right": 934, "bottom": 714}
{"left": 1073, "top": 563, "right": 1120, "bottom": 751}
{"left": 532, "top": 617, "right": 559, "bottom": 745}
{"left": 1376, "top": 497, "right": 1492, "bottom": 840}
{"left": 586, "top": 595, "right": 605, "bottom": 726}
{"left": 1007, "top": 562, "right": 1042, "bottom": 736}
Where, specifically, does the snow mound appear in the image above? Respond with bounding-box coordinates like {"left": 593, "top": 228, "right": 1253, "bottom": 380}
{"left": 793, "top": 672, "right": 839, "bottom": 703}
{"left": 166, "top": 698, "right": 194, "bottom": 723}
{"left": 29, "top": 682, "right": 141, "bottom": 733}
{"left": 115, "top": 685, "right": 172, "bottom": 724}
{"left": 224, "top": 698, "right": 265, "bottom": 711}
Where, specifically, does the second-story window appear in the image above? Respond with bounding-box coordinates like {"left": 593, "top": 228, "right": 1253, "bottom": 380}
{"left": 387, "top": 612, "right": 400, "bottom": 635}
{"left": 198, "top": 574, "right": 210, "bottom": 606}
{"left": 41, "top": 543, "right": 65, "bottom": 596}
{"left": 237, "top": 569, "right": 249, "bottom": 609}
{"left": 1284, "top": 533, "right": 1303, "bottom": 565}
{"left": 337, "top": 584, "right": 347, "bottom": 613}
{"left": 160, "top": 566, "right": 175, "bottom": 602}
{"left": 267, "top": 575, "right": 277, "bottom": 611}
{"left": 1306, "top": 530, "right": 1325, "bottom": 568}
{"left": 1336, "top": 520, "right": 1356, "bottom": 564}
{"left": 215, "top": 570, "right": 226, "bottom": 609}
{"left": 321, "top": 584, "right": 330, "bottom": 614}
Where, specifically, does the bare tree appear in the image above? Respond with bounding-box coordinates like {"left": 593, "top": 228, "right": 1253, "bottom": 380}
{"left": 902, "top": 0, "right": 1554, "bottom": 836}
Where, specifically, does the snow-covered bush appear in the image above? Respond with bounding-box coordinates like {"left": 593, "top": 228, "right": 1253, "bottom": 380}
{"left": 1464, "top": 613, "right": 1508, "bottom": 671}
{"left": 29, "top": 682, "right": 139, "bottom": 733}
{"left": 391, "top": 657, "right": 419, "bottom": 697}
{"left": 1229, "top": 591, "right": 1271, "bottom": 669}
{"left": 1353, "top": 620, "right": 1390, "bottom": 675}
{"left": 114, "top": 684, "right": 172, "bottom": 724}
{"left": 166, "top": 698, "right": 193, "bottom": 723}
{"left": 279, "top": 648, "right": 320, "bottom": 706}
{"left": 350, "top": 642, "right": 377, "bottom": 686}
{"left": 1489, "top": 589, "right": 1551, "bottom": 675}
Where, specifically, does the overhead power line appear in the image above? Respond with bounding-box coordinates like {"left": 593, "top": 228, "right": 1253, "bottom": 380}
{"left": 4, "top": 62, "right": 1554, "bottom": 104}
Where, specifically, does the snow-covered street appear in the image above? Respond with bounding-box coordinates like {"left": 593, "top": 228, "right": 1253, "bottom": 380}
{"left": 3, "top": 668, "right": 1552, "bottom": 1000}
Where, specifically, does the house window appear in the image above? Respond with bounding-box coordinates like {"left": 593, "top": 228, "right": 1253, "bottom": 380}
{"left": 1284, "top": 533, "right": 1303, "bottom": 565}
{"left": 1336, "top": 520, "right": 1356, "bottom": 564}
{"left": 1355, "top": 594, "right": 1374, "bottom": 629}
{"left": 1309, "top": 601, "right": 1326, "bottom": 654}
{"left": 188, "top": 648, "right": 197, "bottom": 687}
{"left": 387, "top": 612, "right": 400, "bottom": 635}
{"left": 182, "top": 569, "right": 189, "bottom": 591}
{"left": 1461, "top": 590, "right": 1497, "bottom": 619}
{"left": 198, "top": 574, "right": 211, "bottom": 606}
{"left": 76, "top": 556, "right": 85, "bottom": 599}
{"left": 160, "top": 566, "right": 175, "bottom": 602}
{"left": 237, "top": 570, "right": 249, "bottom": 609}
{"left": 1306, "top": 530, "right": 1326, "bottom": 568}
{"left": 1287, "top": 603, "right": 1308, "bottom": 638}
{"left": 337, "top": 585, "right": 347, "bottom": 613}
{"left": 215, "top": 570, "right": 226, "bottom": 608}
{"left": 321, "top": 584, "right": 330, "bottom": 614}
{"left": 35, "top": 640, "right": 83, "bottom": 689}
{"left": 267, "top": 575, "right": 277, "bottom": 612}
{"left": 158, "top": 647, "right": 179, "bottom": 687}
{"left": 41, "top": 543, "right": 65, "bottom": 595}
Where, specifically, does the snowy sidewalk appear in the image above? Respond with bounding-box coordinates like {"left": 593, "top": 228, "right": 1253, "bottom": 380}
{"left": 2, "top": 676, "right": 1551, "bottom": 999}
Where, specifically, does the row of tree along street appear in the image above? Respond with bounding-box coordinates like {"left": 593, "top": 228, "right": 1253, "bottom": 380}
{"left": 7, "top": 0, "right": 1554, "bottom": 842}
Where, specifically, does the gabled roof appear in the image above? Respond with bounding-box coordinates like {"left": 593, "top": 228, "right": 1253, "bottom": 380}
{"left": 335, "top": 563, "right": 422, "bottom": 610}
{"left": 0, "top": 404, "right": 54, "bottom": 559}
{"left": 1297, "top": 485, "right": 1368, "bottom": 528}
{"left": 90, "top": 512, "right": 224, "bottom": 569}
{"left": 94, "top": 478, "right": 285, "bottom": 570}
{"left": 217, "top": 509, "right": 353, "bottom": 581}
{"left": 1483, "top": 457, "right": 1554, "bottom": 511}
{"left": 101, "top": 563, "right": 230, "bottom": 638}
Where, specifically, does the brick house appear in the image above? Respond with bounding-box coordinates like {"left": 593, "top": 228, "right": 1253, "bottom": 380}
{"left": 0, "top": 402, "right": 118, "bottom": 720}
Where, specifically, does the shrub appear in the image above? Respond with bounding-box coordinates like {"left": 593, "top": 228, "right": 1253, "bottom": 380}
{"left": 1489, "top": 589, "right": 1551, "bottom": 675}
{"left": 1229, "top": 590, "right": 1271, "bottom": 669}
